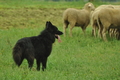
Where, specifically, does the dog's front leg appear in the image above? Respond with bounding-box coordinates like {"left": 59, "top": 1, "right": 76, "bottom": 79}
{"left": 36, "top": 59, "right": 41, "bottom": 71}
{"left": 42, "top": 57, "right": 47, "bottom": 71}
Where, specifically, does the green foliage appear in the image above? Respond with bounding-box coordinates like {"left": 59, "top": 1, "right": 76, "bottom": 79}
{"left": 0, "top": 0, "right": 105, "bottom": 9}
{"left": 0, "top": 1, "right": 106, "bottom": 29}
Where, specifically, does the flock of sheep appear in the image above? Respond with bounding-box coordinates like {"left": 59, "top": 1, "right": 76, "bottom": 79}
{"left": 62, "top": 2, "right": 120, "bottom": 41}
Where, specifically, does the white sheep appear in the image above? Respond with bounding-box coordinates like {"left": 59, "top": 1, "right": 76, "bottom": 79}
{"left": 63, "top": 2, "right": 95, "bottom": 37}
{"left": 91, "top": 5, "right": 114, "bottom": 38}
{"left": 96, "top": 7, "right": 120, "bottom": 41}
{"left": 91, "top": 5, "right": 120, "bottom": 40}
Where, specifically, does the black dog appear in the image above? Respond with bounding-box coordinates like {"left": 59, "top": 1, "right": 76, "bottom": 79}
{"left": 12, "top": 21, "right": 63, "bottom": 71}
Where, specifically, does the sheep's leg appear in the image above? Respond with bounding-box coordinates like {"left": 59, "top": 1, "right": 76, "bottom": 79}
{"left": 93, "top": 27, "right": 97, "bottom": 37}
{"left": 98, "top": 27, "right": 102, "bottom": 38}
{"left": 98, "top": 24, "right": 103, "bottom": 38}
{"left": 81, "top": 26, "right": 86, "bottom": 36}
{"left": 63, "top": 25, "right": 66, "bottom": 37}
{"left": 92, "top": 21, "right": 97, "bottom": 37}
{"left": 69, "top": 23, "right": 75, "bottom": 37}
{"left": 92, "top": 29, "right": 94, "bottom": 36}
{"left": 116, "top": 30, "right": 119, "bottom": 40}
{"left": 69, "top": 26, "right": 74, "bottom": 37}
{"left": 114, "top": 29, "right": 117, "bottom": 39}
{"left": 102, "top": 28, "right": 108, "bottom": 41}
{"left": 109, "top": 29, "right": 112, "bottom": 38}
{"left": 116, "top": 32, "right": 119, "bottom": 40}
{"left": 92, "top": 25, "right": 96, "bottom": 37}
{"left": 97, "top": 17, "right": 103, "bottom": 38}
{"left": 63, "top": 21, "right": 68, "bottom": 37}
{"left": 82, "top": 29, "right": 86, "bottom": 35}
{"left": 94, "top": 24, "right": 100, "bottom": 38}
{"left": 101, "top": 21, "right": 110, "bottom": 41}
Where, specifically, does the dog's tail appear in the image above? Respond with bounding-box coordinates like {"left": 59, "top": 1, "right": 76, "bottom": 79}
{"left": 12, "top": 43, "right": 23, "bottom": 66}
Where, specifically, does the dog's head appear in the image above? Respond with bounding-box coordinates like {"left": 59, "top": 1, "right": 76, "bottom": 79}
{"left": 46, "top": 21, "right": 63, "bottom": 42}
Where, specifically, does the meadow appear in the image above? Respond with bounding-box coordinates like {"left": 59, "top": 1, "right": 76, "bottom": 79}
{"left": 0, "top": 0, "right": 120, "bottom": 80}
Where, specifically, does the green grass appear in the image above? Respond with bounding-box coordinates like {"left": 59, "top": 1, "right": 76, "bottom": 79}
{"left": 0, "top": 0, "right": 119, "bottom": 9}
{"left": 0, "top": 0, "right": 84, "bottom": 9}
{"left": 0, "top": 27, "right": 120, "bottom": 80}
{"left": 0, "top": 0, "right": 107, "bottom": 9}
{"left": 0, "top": 1, "right": 120, "bottom": 80}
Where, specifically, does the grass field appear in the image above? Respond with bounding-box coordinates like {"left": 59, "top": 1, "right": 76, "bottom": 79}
{"left": 0, "top": 0, "right": 120, "bottom": 80}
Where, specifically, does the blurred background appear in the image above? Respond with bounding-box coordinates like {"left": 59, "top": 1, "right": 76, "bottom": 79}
{"left": 1, "top": 0, "right": 120, "bottom": 2}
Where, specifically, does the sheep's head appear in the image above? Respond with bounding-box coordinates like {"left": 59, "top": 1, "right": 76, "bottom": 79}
{"left": 84, "top": 2, "right": 95, "bottom": 12}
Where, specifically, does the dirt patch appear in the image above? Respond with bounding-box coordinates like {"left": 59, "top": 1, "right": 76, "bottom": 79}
{"left": 0, "top": 8, "right": 65, "bottom": 29}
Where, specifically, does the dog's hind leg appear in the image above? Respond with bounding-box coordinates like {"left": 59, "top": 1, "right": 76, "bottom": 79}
{"left": 18, "top": 57, "right": 24, "bottom": 67}
{"left": 42, "top": 57, "right": 47, "bottom": 71}
{"left": 36, "top": 59, "right": 41, "bottom": 71}
{"left": 26, "top": 56, "right": 34, "bottom": 70}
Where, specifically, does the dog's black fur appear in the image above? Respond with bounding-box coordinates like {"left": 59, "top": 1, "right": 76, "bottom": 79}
{"left": 12, "top": 21, "right": 63, "bottom": 71}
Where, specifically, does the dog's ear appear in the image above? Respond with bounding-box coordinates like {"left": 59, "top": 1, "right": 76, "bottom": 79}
{"left": 48, "top": 21, "right": 52, "bottom": 27}
{"left": 46, "top": 21, "right": 53, "bottom": 28}
{"left": 48, "top": 21, "right": 52, "bottom": 25}
{"left": 46, "top": 21, "right": 49, "bottom": 28}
